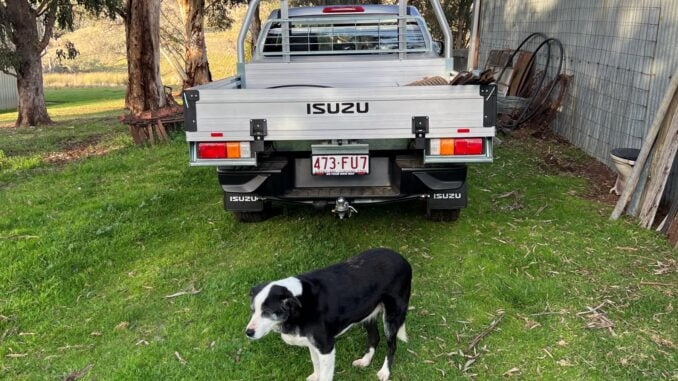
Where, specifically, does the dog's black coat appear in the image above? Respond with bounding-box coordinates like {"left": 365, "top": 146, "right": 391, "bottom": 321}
{"left": 252, "top": 248, "right": 412, "bottom": 363}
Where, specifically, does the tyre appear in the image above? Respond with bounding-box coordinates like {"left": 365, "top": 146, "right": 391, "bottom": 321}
{"left": 232, "top": 210, "right": 269, "bottom": 223}
{"left": 425, "top": 208, "right": 461, "bottom": 222}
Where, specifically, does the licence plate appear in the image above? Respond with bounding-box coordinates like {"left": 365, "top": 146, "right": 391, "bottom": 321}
{"left": 312, "top": 155, "right": 369, "bottom": 176}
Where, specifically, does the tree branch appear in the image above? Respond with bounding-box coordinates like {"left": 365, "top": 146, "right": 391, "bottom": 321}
{"left": 0, "top": 68, "right": 17, "bottom": 78}
{"left": 38, "top": 8, "right": 56, "bottom": 51}
{"left": 114, "top": 0, "right": 129, "bottom": 21}
{"left": 35, "top": 0, "right": 55, "bottom": 17}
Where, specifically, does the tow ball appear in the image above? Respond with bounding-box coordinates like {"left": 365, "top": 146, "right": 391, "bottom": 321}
{"left": 332, "top": 197, "right": 357, "bottom": 219}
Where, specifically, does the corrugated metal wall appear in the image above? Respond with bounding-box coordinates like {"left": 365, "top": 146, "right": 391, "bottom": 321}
{"left": 0, "top": 72, "right": 17, "bottom": 110}
{"left": 479, "top": 0, "right": 678, "bottom": 204}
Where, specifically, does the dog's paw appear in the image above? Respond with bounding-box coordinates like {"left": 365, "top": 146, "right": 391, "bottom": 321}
{"left": 306, "top": 373, "right": 319, "bottom": 381}
{"left": 352, "top": 358, "right": 371, "bottom": 368}
{"left": 376, "top": 368, "right": 390, "bottom": 381}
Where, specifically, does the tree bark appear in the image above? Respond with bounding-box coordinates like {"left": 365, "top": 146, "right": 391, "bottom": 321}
{"left": 124, "top": 0, "right": 169, "bottom": 115}
{"left": 249, "top": 3, "right": 261, "bottom": 57}
{"left": 5, "top": 0, "right": 52, "bottom": 127}
{"left": 177, "top": 0, "right": 211, "bottom": 89}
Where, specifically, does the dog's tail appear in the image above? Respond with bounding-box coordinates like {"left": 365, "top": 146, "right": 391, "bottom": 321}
{"left": 396, "top": 323, "right": 408, "bottom": 343}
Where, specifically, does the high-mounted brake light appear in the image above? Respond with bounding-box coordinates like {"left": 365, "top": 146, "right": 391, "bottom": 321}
{"left": 198, "top": 142, "right": 251, "bottom": 159}
{"left": 429, "top": 138, "right": 483, "bottom": 156}
{"left": 322, "top": 6, "right": 364, "bottom": 13}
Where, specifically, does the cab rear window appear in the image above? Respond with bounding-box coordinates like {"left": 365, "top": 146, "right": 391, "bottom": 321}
{"left": 261, "top": 19, "right": 427, "bottom": 54}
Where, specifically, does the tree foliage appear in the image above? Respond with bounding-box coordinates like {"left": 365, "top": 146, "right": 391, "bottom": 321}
{"left": 0, "top": 0, "right": 120, "bottom": 76}
{"left": 406, "top": 0, "right": 473, "bottom": 49}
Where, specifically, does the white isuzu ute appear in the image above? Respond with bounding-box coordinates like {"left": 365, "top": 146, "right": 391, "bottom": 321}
{"left": 184, "top": 0, "right": 496, "bottom": 222}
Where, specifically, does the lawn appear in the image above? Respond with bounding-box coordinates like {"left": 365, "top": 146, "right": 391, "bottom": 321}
{"left": 0, "top": 88, "right": 676, "bottom": 380}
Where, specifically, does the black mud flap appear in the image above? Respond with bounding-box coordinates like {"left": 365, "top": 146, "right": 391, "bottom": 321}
{"left": 427, "top": 183, "right": 467, "bottom": 210}
{"left": 224, "top": 193, "right": 264, "bottom": 212}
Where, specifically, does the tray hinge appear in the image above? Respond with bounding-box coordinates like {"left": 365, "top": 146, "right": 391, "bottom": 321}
{"left": 480, "top": 84, "right": 497, "bottom": 127}
{"left": 250, "top": 119, "right": 267, "bottom": 152}
{"left": 183, "top": 90, "right": 200, "bottom": 132}
{"left": 412, "top": 116, "right": 429, "bottom": 149}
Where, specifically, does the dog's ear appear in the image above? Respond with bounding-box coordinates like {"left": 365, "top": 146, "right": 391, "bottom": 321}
{"left": 282, "top": 296, "right": 302, "bottom": 315}
{"left": 250, "top": 283, "right": 266, "bottom": 298}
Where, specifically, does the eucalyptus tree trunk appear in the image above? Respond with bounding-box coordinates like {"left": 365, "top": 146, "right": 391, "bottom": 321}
{"left": 5, "top": 0, "right": 52, "bottom": 127}
{"left": 124, "top": 0, "right": 169, "bottom": 115}
{"left": 177, "top": 0, "right": 211, "bottom": 89}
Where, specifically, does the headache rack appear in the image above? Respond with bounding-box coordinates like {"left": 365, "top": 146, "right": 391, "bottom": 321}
{"left": 257, "top": 15, "right": 432, "bottom": 57}
{"left": 237, "top": 0, "right": 453, "bottom": 65}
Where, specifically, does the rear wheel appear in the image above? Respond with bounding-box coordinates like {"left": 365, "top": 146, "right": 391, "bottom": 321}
{"left": 425, "top": 208, "right": 461, "bottom": 222}
{"left": 232, "top": 210, "right": 269, "bottom": 223}
{"left": 232, "top": 202, "right": 271, "bottom": 223}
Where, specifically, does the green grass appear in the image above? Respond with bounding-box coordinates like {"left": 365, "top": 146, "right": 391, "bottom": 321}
{"left": 0, "top": 88, "right": 126, "bottom": 126}
{"left": 0, "top": 88, "right": 129, "bottom": 187}
{"left": 0, "top": 88, "right": 676, "bottom": 380}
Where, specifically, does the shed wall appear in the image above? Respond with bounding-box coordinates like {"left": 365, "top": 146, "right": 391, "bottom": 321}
{"left": 0, "top": 72, "right": 17, "bottom": 110}
{"left": 478, "top": 0, "right": 678, "bottom": 204}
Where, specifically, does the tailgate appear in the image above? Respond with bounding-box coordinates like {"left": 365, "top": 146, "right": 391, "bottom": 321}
{"left": 184, "top": 85, "right": 495, "bottom": 142}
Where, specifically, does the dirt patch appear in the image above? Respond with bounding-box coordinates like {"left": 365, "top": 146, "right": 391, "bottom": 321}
{"left": 43, "top": 135, "right": 114, "bottom": 164}
{"left": 509, "top": 124, "right": 618, "bottom": 206}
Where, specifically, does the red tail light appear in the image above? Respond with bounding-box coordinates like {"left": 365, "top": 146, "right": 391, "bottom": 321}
{"left": 198, "top": 142, "right": 251, "bottom": 159}
{"left": 454, "top": 138, "right": 484, "bottom": 155}
{"left": 323, "top": 6, "right": 364, "bottom": 13}
{"left": 198, "top": 142, "right": 227, "bottom": 159}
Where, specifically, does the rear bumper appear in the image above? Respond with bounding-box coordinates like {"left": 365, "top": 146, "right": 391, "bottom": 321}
{"left": 218, "top": 155, "right": 468, "bottom": 211}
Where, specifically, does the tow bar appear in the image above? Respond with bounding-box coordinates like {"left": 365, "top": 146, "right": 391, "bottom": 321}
{"left": 332, "top": 197, "right": 357, "bottom": 219}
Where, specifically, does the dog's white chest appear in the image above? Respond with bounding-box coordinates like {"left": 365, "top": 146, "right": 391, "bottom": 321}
{"left": 281, "top": 333, "right": 311, "bottom": 347}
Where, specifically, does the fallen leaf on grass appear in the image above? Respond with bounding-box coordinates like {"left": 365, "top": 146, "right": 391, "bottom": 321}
{"left": 136, "top": 339, "right": 149, "bottom": 346}
{"left": 115, "top": 322, "right": 129, "bottom": 330}
{"left": 556, "top": 359, "right": 573, "bottom": 367}
{"left": 503, "top": 367, "right": 520, "bottom": 376}
{"left": 650, "top": 259, "right": 676, "bottom": 275}
{"left": 542, "top": 348, "right": 553, "bottom": 359}
{"left": 58, "top": 344, "right": 86, "bottom": 351}
{"left": 18, "top": 332, "right": 35, "bottom": 336}
{"left": 165, "top": 287, "right": 201, "bottom": 299}
{"left": 175, "top": 351, "right": 187, "bottom": 365}
{"left": 493, "top": 191, "right": 523, "bottom": 211}
{"left": 557, "top": 339, "right": 567, "bottom": 347}
{"left": 518, "top": 315, "right": 540, "bottom": 330}
{"left": 584, "top": 313, "right": 614, "bottom": 330}
{"left": 90, "top": 332, "right": 102, "bottom": 337}
{"left": 651, "top": 335, "right": 676, "bottom": 349}
{"left": 6, "top": 353, "right": 28, "bottom": 358}
{"left": 63, "top": 364, "right": 94, "bottom": 381}
{"left": 462, "top": 358, "right": 476, "bottom": 372}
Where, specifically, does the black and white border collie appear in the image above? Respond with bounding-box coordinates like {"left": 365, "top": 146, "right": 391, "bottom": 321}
{"left": 246, "top": 248, "right": 412, "bottom": 381}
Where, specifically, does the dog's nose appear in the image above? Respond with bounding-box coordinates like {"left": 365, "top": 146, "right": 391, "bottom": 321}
{"left": 245, "top": 328, "right": 255, "bottom": 338}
